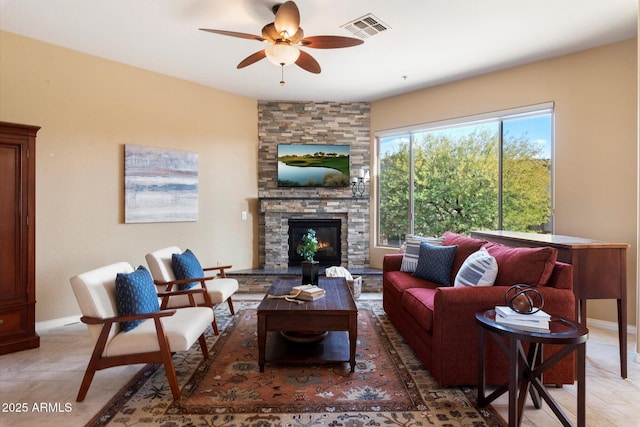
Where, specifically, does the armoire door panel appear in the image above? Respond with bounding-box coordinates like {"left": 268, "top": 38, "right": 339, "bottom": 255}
{"left": 0, "top": 122, "right": 40, "bottom": 354}
{"left": 0, "top": 144, "right": 25, "bottom": 303}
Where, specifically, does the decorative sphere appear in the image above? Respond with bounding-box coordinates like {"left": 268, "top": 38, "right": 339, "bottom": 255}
{"left": 505, "top": 284, "right": 544, "bottom": 314}
{"left": 511, "top": 294, "right": 531, "bottom": 312}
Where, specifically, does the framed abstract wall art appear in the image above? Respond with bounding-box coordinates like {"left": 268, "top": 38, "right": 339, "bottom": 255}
{"left": 124, "top": 144, "right": 198, "bottom": 223}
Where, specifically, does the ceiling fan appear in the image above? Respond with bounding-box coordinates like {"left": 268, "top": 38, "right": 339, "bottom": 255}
{"left": 199, "top": 1, "right": 364, "bottom": 84}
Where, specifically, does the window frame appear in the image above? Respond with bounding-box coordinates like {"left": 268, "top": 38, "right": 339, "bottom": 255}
{"left": 375, "top": 103, "right": 554, "bottom": 248}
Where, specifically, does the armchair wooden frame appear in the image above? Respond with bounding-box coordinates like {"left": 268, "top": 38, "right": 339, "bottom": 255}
{"left": 76, "top": 287, "right": 210, "bottom": 402}
{"left": 153, "top": 265, "right": 235, "bottom": 336}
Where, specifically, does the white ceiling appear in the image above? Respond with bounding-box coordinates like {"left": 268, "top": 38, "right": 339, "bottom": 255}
{"left": 1, "top": 0, "right": 637, "bottom": 102}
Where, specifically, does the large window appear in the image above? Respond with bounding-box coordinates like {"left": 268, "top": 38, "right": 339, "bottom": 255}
{"left": 377, "top": 105, "right": 553, "bottom": 247}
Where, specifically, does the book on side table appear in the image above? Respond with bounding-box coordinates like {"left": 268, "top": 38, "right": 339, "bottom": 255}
{"left": 495, "top": 306, "right": 550, "bottom": 332}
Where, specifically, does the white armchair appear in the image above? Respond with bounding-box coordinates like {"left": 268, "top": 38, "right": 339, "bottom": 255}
{"left": 69, "top": 262, "right": 213, "bottom": 402}
{"left": 145, "top": 246, "right": 239, "bottom": 335}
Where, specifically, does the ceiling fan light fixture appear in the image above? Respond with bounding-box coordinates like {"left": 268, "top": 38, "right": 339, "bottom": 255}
{"left": 265, "top": 43, "right": 300, "bottom": 66}
{"left": 201, "top": 0, "right": 362, "bottom": 79}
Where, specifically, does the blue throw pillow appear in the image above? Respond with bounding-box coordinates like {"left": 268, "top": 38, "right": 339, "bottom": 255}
{"left": 172, "top": 249, "right": 205, "bottom": 290}
{"left": 413, "top": 242, "right": 458, "bottom": 286}
{"left": 115, "top": 266, "right": 160, "bottom": 332}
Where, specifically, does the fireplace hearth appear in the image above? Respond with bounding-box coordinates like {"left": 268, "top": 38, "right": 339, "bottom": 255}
{"left": 288, "top": 219, "right": 341, "bottom": 267}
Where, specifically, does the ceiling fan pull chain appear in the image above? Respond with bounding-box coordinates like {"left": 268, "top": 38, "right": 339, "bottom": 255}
{"left": 280, "top": 64, "right": 286, "bottom": 86}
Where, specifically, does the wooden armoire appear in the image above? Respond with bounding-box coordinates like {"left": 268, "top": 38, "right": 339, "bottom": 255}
{"left": 0, "top": 121, "right": 40, "bottom": 354}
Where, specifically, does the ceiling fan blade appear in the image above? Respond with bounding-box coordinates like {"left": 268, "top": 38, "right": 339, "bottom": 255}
{"left": 261, "top": 23, "right": 279, "bottom": 43}
{"left": 237, "top": 50, "right": 267, "bottom": 69}
{"left": 300, "top": 36, "right": 364, "bottom": 49}
{"left": 274, "top": 1, "right": 300, "bottom": 37}
{"left": 295, "top": 50, "right": 321, "bottom": 74}
{"left": 200, "top": 28, "right": 265, "bottom": 42}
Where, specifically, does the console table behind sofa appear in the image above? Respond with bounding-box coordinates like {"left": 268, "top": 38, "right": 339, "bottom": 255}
{"left": 471, "top": 230, "right": 629, "bottom": 378}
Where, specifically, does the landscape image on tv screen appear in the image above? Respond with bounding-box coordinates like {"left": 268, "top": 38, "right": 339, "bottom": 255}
{"left": 277, "top": 144, "right": 350, "bottom": 187}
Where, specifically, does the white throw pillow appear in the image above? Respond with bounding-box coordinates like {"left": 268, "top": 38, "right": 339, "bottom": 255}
{"left": 454, "top": 247, "right": 498, "bottom": 287}
{"left": 400, "top": 235, "right": 445, "bottom": 273}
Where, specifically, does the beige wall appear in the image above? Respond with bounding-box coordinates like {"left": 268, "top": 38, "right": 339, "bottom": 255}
{"left": 1, "top": 30, "right": 637, "bottom": 329}
{"left": 0, "top": 31, "right": 259, "bottom": 322}
{"left": 370, "top": 39, "right": 638, "bottom": 327}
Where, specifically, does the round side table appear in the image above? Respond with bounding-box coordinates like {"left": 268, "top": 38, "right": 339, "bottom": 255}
{"left": 475, "top": 309, "right": 588, "bottom": 427}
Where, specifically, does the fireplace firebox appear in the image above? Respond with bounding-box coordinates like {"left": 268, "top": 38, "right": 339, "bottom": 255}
{"left": 288, "top": 219, "right": 341, "bottom": 267}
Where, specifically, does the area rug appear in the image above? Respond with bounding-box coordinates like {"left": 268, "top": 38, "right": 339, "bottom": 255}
{"left": 88, "top": 300, "right": 503, "bottom": 426}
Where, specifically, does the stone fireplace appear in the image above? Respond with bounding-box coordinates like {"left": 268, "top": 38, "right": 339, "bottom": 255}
{"left": 258, "top": 101, "right": 371, "bottom": 272}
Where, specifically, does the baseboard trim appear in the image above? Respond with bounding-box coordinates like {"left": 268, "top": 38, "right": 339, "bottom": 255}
{"left": 36, "top": 315, "right": 81, "bottom": 332}
{"left": 586, "top": 317, "right": 637, "bottom": 335}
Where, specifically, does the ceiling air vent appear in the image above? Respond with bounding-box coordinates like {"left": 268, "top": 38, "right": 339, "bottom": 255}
{"left": 341, "top": 14, "right": 390, "bottom": 39}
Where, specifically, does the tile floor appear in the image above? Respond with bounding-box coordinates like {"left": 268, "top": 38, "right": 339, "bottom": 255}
{"left": 0, "top": 295, "right": 637, "bottom": 426}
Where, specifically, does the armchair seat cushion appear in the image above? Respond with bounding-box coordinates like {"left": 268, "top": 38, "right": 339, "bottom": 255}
{"left": 162, "top": 278, "right": 239, "bottom": 308}
{"left": 104, "top": 306, "right": 213, "bottom": 357}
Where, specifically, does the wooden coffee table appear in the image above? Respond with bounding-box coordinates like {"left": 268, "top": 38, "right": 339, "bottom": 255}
{"left": 257, "top": 277, "right": 358, "bottom": 372}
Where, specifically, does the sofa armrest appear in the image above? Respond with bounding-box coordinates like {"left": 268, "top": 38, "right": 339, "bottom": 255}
{"left": 383, "top": 253, "right": 404, "bottom": 273}
{"left": 547, "top": 262, "right": 573, "bottom": 291}
{"left": 433, "top": 285, "right": 577, "bottom": 342}
{"left": 432, "top": 285, "right": 577, "bottom": 346}
{"left": 434, "top": 285, "right": 576, "bottom": 327}
{"left": 430, "top": 284, "right": 576, "bottom": 385}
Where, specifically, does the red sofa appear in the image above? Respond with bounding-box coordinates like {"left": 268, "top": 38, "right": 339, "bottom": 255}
{"left": 383, "top": 232, "right": 576, "bottom": 387}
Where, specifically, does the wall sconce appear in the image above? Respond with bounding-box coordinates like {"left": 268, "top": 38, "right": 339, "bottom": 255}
{"left": 351, "top": 168, "right": 370, "bottom": 197}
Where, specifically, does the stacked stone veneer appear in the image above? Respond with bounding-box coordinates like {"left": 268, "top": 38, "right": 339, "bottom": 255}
{"left": 258, "top": 101, "right": 371, "bottom": 270}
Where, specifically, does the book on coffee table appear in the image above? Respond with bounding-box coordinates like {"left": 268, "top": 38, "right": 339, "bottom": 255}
{"left": 291, "top": 284, "right": 326, "bottom": 301}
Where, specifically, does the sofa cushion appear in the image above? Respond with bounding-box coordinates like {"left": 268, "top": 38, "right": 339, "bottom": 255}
{"left": 172, "top": 249, "right": 204, "bottom": 290}
{"left": 485, "top": 243, "right": 558, "bottom": 287}
{"left": 401, "top": 287, "right": 437, "bottom": 333}
{"left": 115, "top": 266, "right": 160, "bottom": 332}
{"left": 413, "top": 242, "right": 458, "bottom": 286}
{"left": 443, "top": 232, "right": 487, "bottom": 278}
{"left": 454, "top": 247, "right": 499, "bottom": 287}
{"left": 401, "top": 235, "right": 444, "bottom": 273}
{"left": 385, "top": 270, "right": 439, "bottom": 296}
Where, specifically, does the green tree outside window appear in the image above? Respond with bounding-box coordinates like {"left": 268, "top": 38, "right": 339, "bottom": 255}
{"left": 378, "top": 112, "right": 552, "bottom": 246}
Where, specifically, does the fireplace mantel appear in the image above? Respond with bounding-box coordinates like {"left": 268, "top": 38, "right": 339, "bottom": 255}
{"left": 259, "top": 196, "right": 370, "bottom": 200}
{"left": 259, "top": 197, "right": 369, "bottom": 215}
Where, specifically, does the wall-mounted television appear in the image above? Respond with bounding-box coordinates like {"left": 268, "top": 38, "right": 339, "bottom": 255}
{"left": 277, "top": 144, "right": 350, "bottom": 187}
